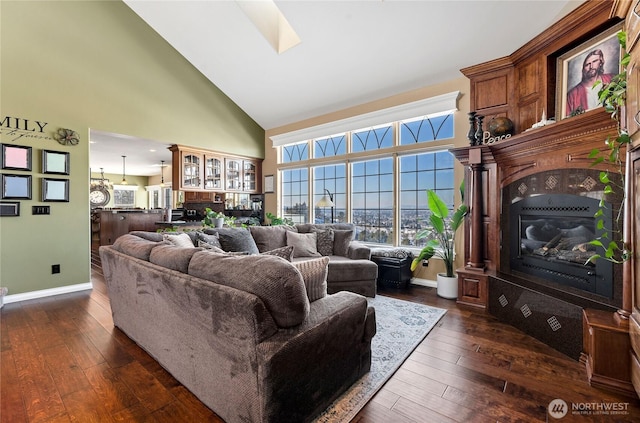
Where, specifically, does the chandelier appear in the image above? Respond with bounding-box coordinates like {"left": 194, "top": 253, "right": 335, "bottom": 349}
{"left": 90, "top": 168, "right": 113, "bottom": 190}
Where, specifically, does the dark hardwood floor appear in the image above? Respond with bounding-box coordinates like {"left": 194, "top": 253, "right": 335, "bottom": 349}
{"left": 2, "top": 251, "right": 640, "bottom": 422}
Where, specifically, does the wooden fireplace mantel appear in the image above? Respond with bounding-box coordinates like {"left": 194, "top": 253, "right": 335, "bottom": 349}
{"left": 452, "top": 108, "right": 620, "bottom": 185}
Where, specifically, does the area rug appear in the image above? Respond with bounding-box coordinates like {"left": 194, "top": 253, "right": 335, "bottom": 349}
{"left": 313, "top": 295, "right": 447, "bottom": 423}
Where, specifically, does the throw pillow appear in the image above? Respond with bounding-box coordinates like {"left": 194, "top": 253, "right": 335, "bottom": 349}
{"left": 261, "top": 245, "right": 294, "bottom": 261}
{"left": 197, "top": 240, "right": 226, "bottom": 253}
{"left": 163, "top": 232, "right": 195, "bottom": 248}
{"left": 249, "top": 225, "right": 297, "bottom": 252}
{"left": 286, "top": 231, "right": 321, "bottom": 258}
{"left": 314, "top": 228, "right": 334, "bottom": 256}
{"left": 332, "top": 229, "right": 354, "bottom": 257}
{"left": 204, "top": 228, "right": 259, "bottom": 254}
{"left": 196, "top": 231, "right": 222, "bottom": 249}
{"left": 293, "top": 257, "right": 330, "bottom": 302}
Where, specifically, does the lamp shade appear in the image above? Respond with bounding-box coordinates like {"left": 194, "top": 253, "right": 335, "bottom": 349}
{"left": 316, "top": 195, "right": 334, "bottom": 208}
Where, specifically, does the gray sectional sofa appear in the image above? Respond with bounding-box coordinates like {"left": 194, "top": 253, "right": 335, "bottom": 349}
{"left": 224, "top": 223, "right": 378, "bottom": 297}
{"left": 100, "top": 233, "right": 376, "bottom": 423}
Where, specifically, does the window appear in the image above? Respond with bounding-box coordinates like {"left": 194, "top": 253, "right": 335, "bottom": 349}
{"left": 275, "top": 94, "right": 458, "bottom": 247}
{"left": 314, "top": 134, "right": 346, "bottom": 158}
{"left": 352, "top": 158, "right": 393, "bottom": 243}
{"left": 399, "top": 151, "right": 455, "bottom": 247}
{"left": 313, "top": 163, "right": 346, "bottom": 223}
{"left": 281, "top": 168, "right": 308, "bottom": 223}
{"left": 400, "top": 113, "right": 454, "bottom": 145}
{"left": 282, "top": 142, "right": 308, "bottom": 163}
{"left": 352, "top": 125, "right": 393, "bottom": 152}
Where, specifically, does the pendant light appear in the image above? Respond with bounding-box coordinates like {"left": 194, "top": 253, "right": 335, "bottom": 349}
{"left": 120, "top": 155, "right": 128, "bottom": 185}
{"left": 160, "top": 160, "right": 165, "bottom": 187}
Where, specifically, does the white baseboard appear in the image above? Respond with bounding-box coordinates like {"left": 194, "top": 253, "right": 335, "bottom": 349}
{"left": 410, "top": 277, "right": 437, "bottom": 288}
{"left": 3, "top": 282, "right": 93, "bottom": 305}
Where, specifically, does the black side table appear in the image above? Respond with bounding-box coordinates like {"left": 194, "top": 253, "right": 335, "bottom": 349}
{"left": 370, "top": 249, "right": 414, "bottom": 290}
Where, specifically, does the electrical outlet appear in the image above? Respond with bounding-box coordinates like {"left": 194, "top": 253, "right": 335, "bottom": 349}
{"left": 52, "top": 264, "right": 60, "bottom": 274}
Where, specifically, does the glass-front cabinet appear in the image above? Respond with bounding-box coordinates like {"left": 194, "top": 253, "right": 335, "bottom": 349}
{"left": 204, "top": 155, "right": 224, "bottom": 190}
{"left": 226, "top": 159, "right": 242, "bottom": 190}
{"left": 182, "top": 153, "right": 201, "bottom": 189}
{"left": 244, "top": 161, "right": 257, "bottom": 191}
{"left": 171, "top": 145, "right": 260, "bottom": 193}
{"left": 226, "top": 158, "right": 259, "bottom": 192}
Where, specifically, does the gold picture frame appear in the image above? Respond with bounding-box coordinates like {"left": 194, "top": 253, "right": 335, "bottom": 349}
{"left": 556, "top": 23, "right": 623, "bottom": 120}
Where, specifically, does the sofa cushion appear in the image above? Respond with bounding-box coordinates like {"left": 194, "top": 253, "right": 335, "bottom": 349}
{"left": 286, "top": 231, "right": 321, "bottom": 258}
{"left": 314, "top": 228, "right": 334, "bottom": 256}
{"left": 293, "top": 257, "right": 330, "bottom": 302}
{"left": 112, "top": 234, "right": 165, "bottom": 261}
{"left": 249, "top": 225, "right": 297, "bottom": 252}
{"left": 149, "top": 243, "right": 202, "bottom": 273}
{"left": 261, "top": 245, "right": 295, "bottom": 261}
{"left": 196, "top": 231, "right": 222, "bottom": 249}
{"left": 324, "top": 255, "right": 378, "bottom": 282}
{"left": 197, "top": 239, "right": 226, "bottom": 253}
{"left": 204, "top": 228, "right": 260, "bottom": 254}
{"left": 333, "top": 229, "right": 354, "bottom": 257}
{"left": 188, "top": 251, "right": 309, "bottom": 327}
{"left": 129, "top": 231, "right": 164, "bottom": 242}
{"left": 296, "top": 223, "right": 355, "bottom": 233}
{"left": 163, "top": 232, "right": 195, "bottom": 248}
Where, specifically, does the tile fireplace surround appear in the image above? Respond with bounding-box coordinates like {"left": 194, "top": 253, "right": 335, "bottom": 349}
{"left": 451, "top": 107, "right": 623, "bottom": 359}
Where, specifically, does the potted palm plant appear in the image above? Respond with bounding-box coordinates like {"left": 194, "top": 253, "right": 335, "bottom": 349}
{"left": 410, "top": 184, "right": 468, "bottom": 299}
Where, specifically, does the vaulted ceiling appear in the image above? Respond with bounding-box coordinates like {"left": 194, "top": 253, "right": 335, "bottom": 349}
{"left": 92, "top": 0, "right": 585, "bottom": 176}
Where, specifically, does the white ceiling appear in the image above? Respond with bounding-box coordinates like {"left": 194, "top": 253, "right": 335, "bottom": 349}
{"left": 91, "top": 0, "right": 584, "bottom": 176}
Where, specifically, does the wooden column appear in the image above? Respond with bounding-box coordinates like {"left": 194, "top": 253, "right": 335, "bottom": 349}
{"left": 467, "top": 148, "right": 485, "bottom": 269}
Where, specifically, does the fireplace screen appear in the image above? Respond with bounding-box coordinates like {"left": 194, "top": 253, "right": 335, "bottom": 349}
{"left": 509, "top": 194, "right": 613, "bottom": 298}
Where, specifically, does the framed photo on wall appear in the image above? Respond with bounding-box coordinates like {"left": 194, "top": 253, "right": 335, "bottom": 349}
{"left": 42, "top": 150, "right": 70, "bottom": 175}
{"left": 0, "top": 201, "right": 20, "bottom": 217}
{"left": 1, "top": 174, "right": 31, "bottom": 199}
{"left": 556, "top": 23, "right": 623, "bottom": 120}
{"left": 1, "top": 144, "right": 32, "bottom": 171}
{"left": 264, "top": 175, "right": 274, "bottom": 193}
{"left": 42, "top": 178, "right": 69, "bottom": 202}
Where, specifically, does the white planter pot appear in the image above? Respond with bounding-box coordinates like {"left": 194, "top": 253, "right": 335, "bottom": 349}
{"left": 214, "top": 218, "right": 224, "bottom": 228}
{"left": 436, "top": 273, "right": 458, "bottom": 299}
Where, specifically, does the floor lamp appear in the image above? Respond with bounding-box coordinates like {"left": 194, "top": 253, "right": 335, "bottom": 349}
{"left": 316, "top": 189, "right": 334, "bottom": 223}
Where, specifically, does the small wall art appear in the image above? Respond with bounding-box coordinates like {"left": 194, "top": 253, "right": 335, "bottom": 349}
{"left": 1, "top": 174, "right": 31, "bottom": 199}
{"left": 0, "top": 201, "right": 20, "bottom": 217}
{"left": 42, "top": 150, "right": 70, "bottom": 175}
{"left": 1, "top": 144, "right": 32, "bottom": 171}
{"left": 42, "top": 178, "right": 69, "bottom": 202}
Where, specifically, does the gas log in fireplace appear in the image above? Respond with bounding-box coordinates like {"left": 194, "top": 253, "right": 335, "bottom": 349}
{"left": 509, "top": 193, "right": 613, "bottom": 299}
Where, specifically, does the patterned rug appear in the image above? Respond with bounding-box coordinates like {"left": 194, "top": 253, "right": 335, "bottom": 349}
{"left": 313, "top": 295, "right": 447, "bottom": 423}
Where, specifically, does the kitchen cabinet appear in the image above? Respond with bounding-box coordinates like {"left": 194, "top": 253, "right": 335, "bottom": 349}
{"left": 170, "top": 145, "right": 260, "bottom": 193}
{"left": 225, "top": 158, "right": 259, "bottom": 192}
{"left": 184, "top": 191, "right": 213, "bottom": 202}
{"left": 204, "top": 155, "right": 224, "bottom": 190}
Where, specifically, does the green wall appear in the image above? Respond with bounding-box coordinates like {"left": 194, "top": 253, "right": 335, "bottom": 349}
{"left": 0, "top": 0, "right": 264, "bottom": 296}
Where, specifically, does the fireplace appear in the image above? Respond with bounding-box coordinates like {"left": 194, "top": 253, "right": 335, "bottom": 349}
{"left": 450, "top": 109, "right": 623, "bottom": 360}
{"left": 509, "top": 193, "right": 613, "bottom": 299}
{"left": 499, "top": 167, "right": 623, "bottom": 313}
